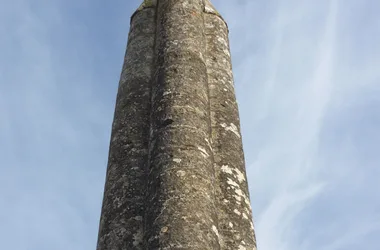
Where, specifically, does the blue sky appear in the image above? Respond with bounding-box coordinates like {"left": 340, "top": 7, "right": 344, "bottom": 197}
{"left": 1, "top": 0, "right": 379, "bottom": 249}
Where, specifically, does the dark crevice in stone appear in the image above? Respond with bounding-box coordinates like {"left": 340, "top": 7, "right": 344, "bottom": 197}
{"left": 160, "top": 118, "right": 174, "bottom": 128}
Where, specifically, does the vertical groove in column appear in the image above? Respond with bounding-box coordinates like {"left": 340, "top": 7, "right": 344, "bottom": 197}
{"left": 203, "top": 1, "right": 257, "bottom": 249}
{"left": 144, "top": 0, "right": 220, "bottom": 249}
{"left": 96, "top": 5, "right": 156, "bottom": 250}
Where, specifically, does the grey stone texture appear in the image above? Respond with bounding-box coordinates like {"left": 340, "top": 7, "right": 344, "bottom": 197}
{"left": 97, "top": 1, "right": 257, "bottom": 249}
{"left": 96, "top": 5, "right": 156, "bottom": 250}
{"left": 204, "top": 2, "right": 257, "bottom": 249}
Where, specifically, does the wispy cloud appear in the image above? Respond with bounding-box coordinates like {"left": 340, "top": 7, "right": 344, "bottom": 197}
{"left": 0, "top": 0, "right": 121, "bottom": 249}
{"left": 244, "top": 0, "right": 338, "bottom": 248}
{"left": 215, "top": 0, "right": 379, "bottom": 249}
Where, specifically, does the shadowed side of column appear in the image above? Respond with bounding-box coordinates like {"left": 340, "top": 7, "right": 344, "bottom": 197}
{"left": 203, "top": 1, "right": 257, "bottom": 249}
{"left": 96, "top": 4, "right": 156, "bottom": 250}
{"left": 144, "top": 0, "right": 220, "bottom": 249}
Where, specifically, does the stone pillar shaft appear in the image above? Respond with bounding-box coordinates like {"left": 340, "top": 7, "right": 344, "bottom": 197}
{"left": 144, "top": 0, "right": 220, "bottom": 248}
{"left": 97, "top": 1, "right": 257, "bottom": 249}
{"left": 96, "top": 6, "right": 156, "bottom": 250}
{"left": 204, "top": 1, "right": 257, "bottom": 248}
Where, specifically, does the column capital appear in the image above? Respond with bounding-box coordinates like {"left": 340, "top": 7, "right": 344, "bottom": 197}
{"left": 137, "top": 0, "right": 157, "bottom": 11}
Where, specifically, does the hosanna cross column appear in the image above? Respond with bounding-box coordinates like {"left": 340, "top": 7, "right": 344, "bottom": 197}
{"left": 96, "top": 1, "right": 257, "bottom": 249}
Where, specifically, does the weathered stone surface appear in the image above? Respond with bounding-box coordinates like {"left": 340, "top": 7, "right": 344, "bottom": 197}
{"left": 97, "top": 1, "right": 257, "bottom": 249}
{"left": 204, "top": 1, "right": 257, "bottom": 249}
{"left": 96, "top": 4, "right": 156, "bottom": 250}
{"left": 143, "top": 0, "right": 220, "bottom": 249}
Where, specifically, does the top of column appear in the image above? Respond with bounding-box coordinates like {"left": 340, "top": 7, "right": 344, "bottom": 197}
{"left": 131, "top": 0, "right": 157, "bottom": 23}
{"left": 203, "top": 0, "right": 229, "bottom": 32}
{"left": 137, "top": 0, "right": 157, "bottom": 10}
{"left": 134, "top": 0, "right": 223, "bottom": 18}
{"left": 204, "top": 0, "right": 221, "bottom": 17}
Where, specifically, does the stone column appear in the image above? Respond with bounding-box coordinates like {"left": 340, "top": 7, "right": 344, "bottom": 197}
{"left": 96, "top": 3, "right": 156, "bottom": 249}
{"left": 204, "top": 1, "right": 257, "bottom": 249}
{"left": 97, "top": 1, "right": 258, "bottom": 249}
{"left": 144, "top": 0, "right": 221, "bottom": 249}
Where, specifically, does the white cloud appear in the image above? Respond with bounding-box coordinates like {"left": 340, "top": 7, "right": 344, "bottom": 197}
{"left": 214, "top": 0, "right": 380, "bottom": 249}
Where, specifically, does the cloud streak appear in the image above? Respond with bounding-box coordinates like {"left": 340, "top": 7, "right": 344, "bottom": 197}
{"left": 215, "top": 0, "right": 379, "bottom": 249}
{"left": 246, "top": 1, "right": 338, "bottom": 248}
